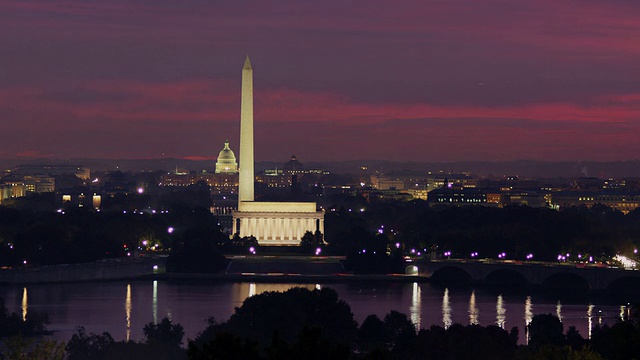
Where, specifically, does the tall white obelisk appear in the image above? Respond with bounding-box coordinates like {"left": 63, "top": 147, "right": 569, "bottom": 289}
{"left": 232, "top": 57, "right": 324, "bottom": 244}
{"left": 238, "top": 56, "right": 254, "bottom": 204}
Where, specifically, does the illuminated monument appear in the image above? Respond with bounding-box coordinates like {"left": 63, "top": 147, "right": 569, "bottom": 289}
{"left": 232, "top": 57, "right": 324, "bottom": 246}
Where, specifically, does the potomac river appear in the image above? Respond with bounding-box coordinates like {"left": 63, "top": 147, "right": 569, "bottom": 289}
{"left": 0, "top": 280, "right": 633, "bottom": 345}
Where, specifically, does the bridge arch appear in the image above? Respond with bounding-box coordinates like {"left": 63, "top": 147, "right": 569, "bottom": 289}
{"left": 483, "top": 269, "right": 530, "bottom": 287}
{"left": 541, "top": 272, "right": 590, "bottom": 291}
{"left": 405, "top": 265, "right": 420, "bottom": 276}
{"left": 430, "top": 266, "right": 473, "bottom": 284}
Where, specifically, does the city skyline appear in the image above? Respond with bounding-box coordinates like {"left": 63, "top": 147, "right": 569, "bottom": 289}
{"left": 1, "top": 1, "right": 640, "bottom": 162}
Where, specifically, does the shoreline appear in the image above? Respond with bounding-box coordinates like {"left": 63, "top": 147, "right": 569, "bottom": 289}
{"left": 149, "top": 272, "right": 427, "bottom": 284}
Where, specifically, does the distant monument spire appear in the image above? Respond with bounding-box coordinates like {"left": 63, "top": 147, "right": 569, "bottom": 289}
{"left": 238, "top": 56, "right": 254, "bottom": 202}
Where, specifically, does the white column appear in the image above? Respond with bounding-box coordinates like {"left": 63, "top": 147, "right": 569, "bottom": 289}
{"left": 238, "top": 56, "right": 254, "bottom": 203}
{"left": 289, "top": 218, "right": 295, "bottom": 241}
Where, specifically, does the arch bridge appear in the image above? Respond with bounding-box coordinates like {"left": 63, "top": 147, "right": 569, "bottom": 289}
{"left": 406, "top": 260, "right": 640, "bottom": 291}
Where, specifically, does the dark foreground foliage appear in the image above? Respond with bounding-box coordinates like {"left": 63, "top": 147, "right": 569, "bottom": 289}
{"left": 0, "top": 297, "right": 50, "bottom": 339}
{"left": 64, "top": 318, "right": 187, "bottom": 360}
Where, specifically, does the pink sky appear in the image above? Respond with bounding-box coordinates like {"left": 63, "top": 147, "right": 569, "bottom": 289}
{"left": 1, "top": 0, "right": 639, "bottom": 162}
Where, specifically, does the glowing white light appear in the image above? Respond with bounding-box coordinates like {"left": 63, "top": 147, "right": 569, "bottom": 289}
{"left": 556, "top": 301, "right": 563, "bottom": 322}
{"left": 614, "top": 254, "right": 636, "bottom": 269}
{"left": 125, "top": 284, "right": 132, "bottom": 341}
{"left": 525, "top": 296, "right": 533, "bottom": 345}
{"left": 469, "top": 291, "right": 479, "bottom": 325}
{"left": 442, "top": 288, "right": 452, "bottom": 329}
{"left": 496, "top": 295, "right": 506, "bottom": 328}
{"left": 410, "top": 282, "right": 421, "bottom": 330}
{"left": 21, "top": 287, "right": 27, "bottom": 322}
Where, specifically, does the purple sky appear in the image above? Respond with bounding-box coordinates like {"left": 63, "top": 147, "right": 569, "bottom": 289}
{"left": 1, "top": 0, "right": 640, "bottom": 162}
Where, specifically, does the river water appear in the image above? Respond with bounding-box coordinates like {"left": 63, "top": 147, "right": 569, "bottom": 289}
{"left": 0, "top": 280, "right": 633, "bottom": 344}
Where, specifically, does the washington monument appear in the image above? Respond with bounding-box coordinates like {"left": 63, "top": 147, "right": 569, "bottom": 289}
{"left": 232, "top": 57, "right": 324, "bottom": 245}
{"left": 239, "top": 56, "right": 254, "bottom": 203}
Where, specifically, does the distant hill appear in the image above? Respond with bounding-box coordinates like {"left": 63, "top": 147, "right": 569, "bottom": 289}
{"left": 319, "top": 160, "right": 640, "bottom": 179}
{"left": 1, "top": 158, "right": 639, "bottom": 178}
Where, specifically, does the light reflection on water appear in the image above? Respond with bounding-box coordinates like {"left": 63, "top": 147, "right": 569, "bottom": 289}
{"left": 125, "top": 284, "right": 132, "bottom": 342}
{"left": 496, "top": 294, "right": 506, "bottom": 329}
{"left": 556, "top": 300, "right": 563, "bottom": 322}
{"left": 410, "top": 282, "right": 421, "bottom": 330}
{"left": 152, "top": 280, "right": 158, "bottom": 324}
{"left": 524, "top": 296, "right": 533, "bottom": 344}
{"left": 21, "top": 287, "right": 27, "bottom": 322}
{"left": 0, "top": 282, "right": 625, "bottom": 344}
{"left": 442, "top": 288, "right": 452, "bottom": 329}
{"left": 468, "top": 291, "right": 479, "bottom": 325}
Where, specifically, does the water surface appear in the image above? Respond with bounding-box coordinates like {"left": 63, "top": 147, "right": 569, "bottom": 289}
{"left": 0, "top": 281, "right": 630, "bottom": 344}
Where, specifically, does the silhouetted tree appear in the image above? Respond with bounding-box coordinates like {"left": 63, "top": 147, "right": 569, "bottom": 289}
{"left": 528, "top": 314, "right": 565, "bottom": 348}
{"left": 143, "top": 318, "right": 185, "bottom": 347}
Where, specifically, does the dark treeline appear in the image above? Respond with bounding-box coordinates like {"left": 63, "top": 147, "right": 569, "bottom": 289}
{"left": 2, "top": 287, "right": 639, "bottom": 359}
{"left": 0, "top": 201, "right": 229, "bottom": 271}
{"left": 2, "top": 191, "right": 640, "bottom": 273}
{"left": 326, "top": 198, "right": 640, "bottom": 270}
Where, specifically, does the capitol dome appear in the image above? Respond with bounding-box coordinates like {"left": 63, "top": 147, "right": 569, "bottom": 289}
{"left": 283, "top": 154, "right": 304, "bottom": 173}
{"left": 215, "top": 138, "right": 238, "bottom": 174}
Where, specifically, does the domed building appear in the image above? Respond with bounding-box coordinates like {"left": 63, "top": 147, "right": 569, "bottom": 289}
{"left": 215, "top": 138, "right": 238, "bottom": 174}
{"left": 283, "top": 154, "right": 304, "bottom": 174}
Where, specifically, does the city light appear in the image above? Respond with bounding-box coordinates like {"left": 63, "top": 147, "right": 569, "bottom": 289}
{"left": 167, "top": 227, "right": 174, "bottom": 234}
{"left": 614, "top": 254, "right": 637, "bottom": 270}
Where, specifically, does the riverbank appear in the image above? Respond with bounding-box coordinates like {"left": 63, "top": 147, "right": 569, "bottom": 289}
{"left": 0, "top": 255, "right": 429, "bottom": 285}
{"left": 148, "top": 272, "right": 427, "bottom": 284}
{"left": 0, "top": 257, "right": 166, "bottom": 285}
